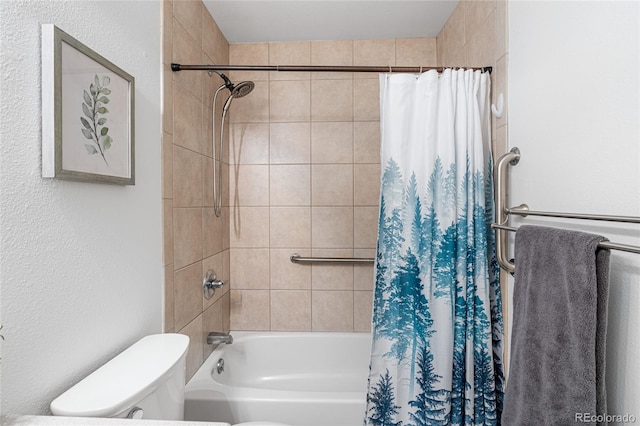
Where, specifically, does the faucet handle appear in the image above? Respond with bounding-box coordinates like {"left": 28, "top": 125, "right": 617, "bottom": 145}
{"left": 203, "top": 269, "right": 225, "bottom": 300}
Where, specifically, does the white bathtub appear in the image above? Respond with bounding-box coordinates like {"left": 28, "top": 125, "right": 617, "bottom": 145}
{"left": 184, "top": 331, "right": 372, "bottom": 426}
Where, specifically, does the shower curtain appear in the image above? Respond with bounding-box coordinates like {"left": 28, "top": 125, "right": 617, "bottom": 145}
{"left": 365, "top": 69, "right": 504, "bottom": 426}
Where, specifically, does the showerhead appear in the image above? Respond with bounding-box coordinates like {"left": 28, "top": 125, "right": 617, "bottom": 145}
{"left": 231, "top": 81, "right": 255, "bottom": 98}
{"left": 212, "top": 71, "right": 254, "bottom": 98}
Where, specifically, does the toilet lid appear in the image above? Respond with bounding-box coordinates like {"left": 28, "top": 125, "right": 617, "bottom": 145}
{"left": 50, "top": 334, "right": 189, "bottom": 417}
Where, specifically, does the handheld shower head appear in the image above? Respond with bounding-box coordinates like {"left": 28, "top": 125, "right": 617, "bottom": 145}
{"left": 230, "top": 81, "right": 255, "bottom": 98}
{"left": 222, "top": 81, "right": 255, "bottom": 113}
{"left": 211, "top": 71, "right": 255, "bottom": 99}
{"left": 210, "top": 73, "right": 255, "bottom": 218}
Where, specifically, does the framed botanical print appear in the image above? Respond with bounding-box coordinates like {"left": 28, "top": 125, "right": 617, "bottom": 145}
{"left": 42, "top": 24, "right": 135, "bottom": 185}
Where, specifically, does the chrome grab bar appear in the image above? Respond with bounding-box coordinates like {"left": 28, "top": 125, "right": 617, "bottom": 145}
{"left": 290, "top": 254, "right": 375, "bottom": 264}
{"left": 492, "top": 147, "right": 640, "bottom": 273}
{"left": 494, "top": 147, "right": 521, "bottom": 273}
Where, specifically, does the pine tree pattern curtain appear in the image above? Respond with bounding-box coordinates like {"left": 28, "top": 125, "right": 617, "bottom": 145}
{"left": 365, "top": 69, "right": 504, "bottom": 426}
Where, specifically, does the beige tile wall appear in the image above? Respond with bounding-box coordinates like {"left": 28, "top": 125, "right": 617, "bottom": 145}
{"left": 161, "top": 0, "right": 507, "bottom": 376}
{"left": 436, "top": 0, "right": 509, "bottom": 156}
{"left": 162, "top": 0, "right": 231, "bottom": 380}
{"left": 226, "top": 38, "right": 437, "bottom": 332}
{"left": 436, "top": 0, "right": 511, "bottom": 365}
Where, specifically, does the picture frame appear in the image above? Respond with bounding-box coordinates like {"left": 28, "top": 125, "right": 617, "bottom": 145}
{"left": 42, "top": 24, "right": 135, "bottom": 185}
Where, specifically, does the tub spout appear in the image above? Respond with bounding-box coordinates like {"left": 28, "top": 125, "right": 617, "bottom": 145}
{"left": 207, "top": 332, "right": 233, "bottom": 345}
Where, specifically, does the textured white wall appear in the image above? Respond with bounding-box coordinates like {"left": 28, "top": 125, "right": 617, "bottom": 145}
{"left": 509, "top": 1, "right": 640, "bottom": 420}
{"left": 0, "top": 0, "right": 162, "bottom": 415}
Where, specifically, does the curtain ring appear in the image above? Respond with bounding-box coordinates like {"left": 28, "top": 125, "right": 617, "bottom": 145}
{"left": 419, "top": 66, "right": 423, "bottom": 74}
{"left": 389, "top": 66, "right": 392, "bottom": 73}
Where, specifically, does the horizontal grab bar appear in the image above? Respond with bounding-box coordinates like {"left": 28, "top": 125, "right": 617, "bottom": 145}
{"left": 290, "top": 254, "right": 375, "bottom": 264}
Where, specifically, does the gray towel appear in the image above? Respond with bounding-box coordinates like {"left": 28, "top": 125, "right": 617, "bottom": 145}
{"left": 502, "top": 225, "right": 610, "bottom": 426}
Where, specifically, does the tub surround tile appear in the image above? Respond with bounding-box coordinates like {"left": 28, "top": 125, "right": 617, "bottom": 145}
{"left": 222, "top": 291, "right": 231, "bottom": 332}
{"left": 229, "top": 123, "right": 270, "bottom": 165}
{"left": 173, "top": 208, "right": 203, "bottom": 269}
{"left": 164, "top": 0, "right": 231, "bottom": 378}
{"left": 353, "top": 164, "right": 381, "bottom": 206}
{"left": 311, "top": 249, "right": 354, "bottom": 291}
{"left": 312, "top": 207, "right": 354, "bottom": 249}
{"left": 229, "top": 207, "right": 270, "bottom": 248}
{"left": 180, "top": 314, "right": 204, "bottom": 381}
{"left": 396, "top": 38, "right": 438, "bottom": 67}
{"left": 162, "top": 1, "right": 173, "bottom": 65}
{"left": 311, "top": 164, "right": 353, "bottom": 206}
{"left": 172, "top": 20, "right": 202, "bottom": 101}
{"left": 202, "top": 207, "right": 224, "bottom": 258}
{"left": 164, "top": 27, "right": 442, "bottom": 337}
{"left": 353, "top": 122, "right": 381, "bottom": 164}
{"left": 354, "top": 291, "right": 373, "bottom": 332}
{"left": 311, "top": 40, "right": 353, "bottom": 80}
{"left": 203, "top": 103, "right": 215, "bottom": 160}
{"left": 354, "top": 207, "right": 378, "bottom": 249}
{"left": 311, "top": 79, "right": 353, "bottom": 122}
{"left": 353, "top": 79, "right": 380, "bottom": 122}
{"left": 229, "top": 43, "right": 269, "bottom": 82}
{"left": 163, "top": 0, "right": 503, "bottom": 357}
{"left": 312, "top": 291, "right": 354, "bottom": 332}
{"left": 162, "top": 132, "right": 174, "bottom": 198}
{"left": 466, "top": 10, "right": 496, "bottom": 69}
{"left": 229, "top": 165, "right": 270, "bottom": 207}
{"left": 270, "top": 165, "right": 310, "bottom": 206}
{"left": 270, "top": 123, "right": 310, "bottom": 164}
{"left": 164, "top": 265, "right": 175, "bottom": 332}
{"left": 230, "top": 290, "right": 270, "bottom": 330}
{"left": 465, "top": 0, "right": 497, "bottom": 43}
{"left": 162, "top": 65, "right": 173, "bottom": 134}
{"left": 221, "top": 163, "right": 230, "bottom": 207}
{"left": 230, "top": 248, "right": 270, "bottom": 289}
{"left": 270, "top": 290, "right": 312, "bottom": 331}
{"left": 202, "top": 156, "right": 214, "bottom": 207}
{"left": 270, "top": 80, "right": 310, "bottom": 122}
{"left": 202, "top": 12, "right": 228, "bottom": 66}
{"left": 173, "top": 0, "right": 202, "bottom": 45}
{"left": 270, "top": 207, "right": 311, "bottom": 248}
{"left": 353, "top": 39, "right": 395, "bottom": 79}
{"left": 174, "top": 261, "right": 204, "bottom": 331}
{"left": 311, "top": 122, "right": 353, "bottom": 164}
{"left": 173, "top": 144, "right": 203, "bottom": 207}
{"left": 269, "top": 41, "right": 311, "bottom": 81}
{"left": 354, "top": 248, "right": 376, "bottom": 291}
{"left": 270, "top": 248, "right": 312, "bottom": 290}
{"left": 203, "top": 299, "right": 224, "bottom": 359}
{"left": 163, "top": 199, "right": 174, "bottom": 266}
{"left": 173, "top": 88, "right": 203, "bottom": 154}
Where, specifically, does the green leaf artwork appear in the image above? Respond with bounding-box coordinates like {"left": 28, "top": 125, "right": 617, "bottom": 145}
{"left": 80, "top": 74, "right": 112, "bottom": 165}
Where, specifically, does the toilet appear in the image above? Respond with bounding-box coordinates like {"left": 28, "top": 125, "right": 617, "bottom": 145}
{"left": 50, "top": 333, "right": 291, "bottom": 426}
{"left": 50, "top": 333, "right": 191, "bottom": 420}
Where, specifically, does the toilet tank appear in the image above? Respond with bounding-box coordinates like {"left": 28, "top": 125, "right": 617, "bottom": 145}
{"left": 51, "top": 333, "right": 189, "bottom": 420}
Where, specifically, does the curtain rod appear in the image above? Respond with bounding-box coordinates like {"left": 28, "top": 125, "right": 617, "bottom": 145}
{"left": 171, "top": 63, "right": 492, "bottom": 74}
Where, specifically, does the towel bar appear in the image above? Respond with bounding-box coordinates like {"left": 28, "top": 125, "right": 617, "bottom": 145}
{"left": 491, "top": 223, "right": 640, "bottom": 255}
